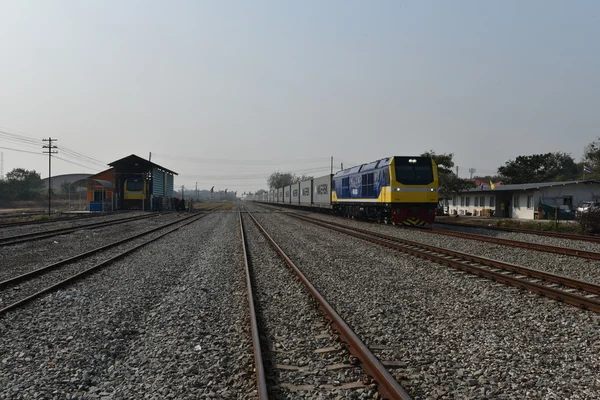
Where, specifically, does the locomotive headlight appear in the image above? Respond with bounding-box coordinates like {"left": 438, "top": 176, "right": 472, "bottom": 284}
{"left": 430, "top": 188, "right": 437, "bottom": 192}
{"left": 408, "top": 159, "right": 417, "bottom": 163}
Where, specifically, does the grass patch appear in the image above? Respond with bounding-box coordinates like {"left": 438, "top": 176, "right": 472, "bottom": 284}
{"left": 438, "top": 215, "right": 581, "bottom": 233}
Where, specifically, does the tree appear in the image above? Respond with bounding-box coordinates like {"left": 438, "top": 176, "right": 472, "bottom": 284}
{"left": 0, "top": 180, "right": 14, "bottom": 202}
{"left": 5, "top": 168, "right": 44, "bottom": 200}
{"left": 582, "top": 138, "right": 600, "bottom": 179}
{"left": 255, "top": 189, "right": 267, "bottom": 195}
{"left": 268, "top": 172, "right": 295, "bottom": 189}
{"left": 473, "top": 175, "right": 502, "bottom": 183}
{"left": 421, "top": 151, "right": 475, "bottom": 199}
{"left": 498, "top": 152, "right": 580, "bottom": 184}
{"left": 294, "top": 174, "right": 313, "bottom": 184}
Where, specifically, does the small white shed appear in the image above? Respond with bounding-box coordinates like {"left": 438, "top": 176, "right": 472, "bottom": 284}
{"left": 446, "top": 180, "right": 600, "bottom": 219}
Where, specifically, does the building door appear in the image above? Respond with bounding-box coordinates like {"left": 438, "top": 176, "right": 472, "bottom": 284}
{"left": 94, "top": 190, "right": 105, "bottom": 202}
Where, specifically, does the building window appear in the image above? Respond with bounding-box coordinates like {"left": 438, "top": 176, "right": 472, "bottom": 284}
{"left": 490, "top": 196, "right": 495, "bottom": 207}
{"left": 453, "top": 196, "right": 457, "bottom": 205}
{"left": 466, "top": 197, "right": 470, "bottom": 206}
{"left": 514, "top": 195, "right": 520, "bottom": 208}
{"left": 474, "top": 197, "right": 479, "bottom": 207}
{"left": 480, "top": 196, "right": 485, "bottom": 207}
{"left": 527, "top": 195, "right": 534, "bottom": 209}
{"left": 460, "top": 196, "right": 464, "bottom": 206}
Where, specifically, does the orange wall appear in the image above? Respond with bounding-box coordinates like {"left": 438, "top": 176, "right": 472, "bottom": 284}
{"left": 86, "top": 168, "right": 115, "bottom": 202}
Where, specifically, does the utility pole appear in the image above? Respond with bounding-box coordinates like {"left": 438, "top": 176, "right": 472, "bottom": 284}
{"left": 42, "top": 138, "right": 58, "bottom": 215}
{"left": 149, "top": 152, "right": 152, "bottom": 161}
{"left": 195, "top": 182, "right": 198, "bottom": 201}
{"left": 0, "top": 152, "right": 4, "bottom": 180}
{"left": 181, "top": 185, "right": 185, "bottom": 199}
{"left": 456, "top": 166, "right": 459, "bottom": 177}
{"left": 469, "top": 168, "right": 476, "bottom": 179}
{"left": 341, "top": 163, "right": 344, "bottom": 170}
{"left": 330, "top": 156, "right": 333, "bottom": 175}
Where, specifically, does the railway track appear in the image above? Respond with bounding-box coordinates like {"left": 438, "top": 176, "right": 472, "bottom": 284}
{"left": 0, "top": 212, "right": 114, "bottom": 229}
{"left": 257, "top": 204, "right": 600, "bottom": 260}
{"left": 0, "top": 213, "right": 206, "bottom": 316}
{"left": 425, "top": 226, "right": 600, "bottom": 261}
{"left": 0, "top": 212, "right": 166, "bottom": 247}
{"left": 435, "top": 219, "right": 600, "bottom": 244}
{"left": 288, "top": 213, "right": 600, "bottom": 314}
{"left": 240, "top": 207, "right": 413, "bottom": 399}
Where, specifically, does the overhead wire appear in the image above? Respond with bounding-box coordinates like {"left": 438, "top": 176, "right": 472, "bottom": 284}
{"left": 0, "top": 127, "right": 108, "bottom": 171}
{"left": 153, "top": 153, "right": 332, "bottom": 166}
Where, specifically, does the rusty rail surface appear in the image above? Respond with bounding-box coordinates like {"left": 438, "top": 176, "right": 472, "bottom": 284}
{"left": 427, "top": 227, "right": 600, "bottom": 261}
{"left": 435, "top": 220, "right": 600, "bottom": 244}
{"left": 244, "top": 207, "right": 413, "bottom": 400}
{"left": 238, "top": 210, "right": 269, "bottom": 400}
{"left": 0, "top": 214, "right": 205, "bottom": 316}
{"left": 289, "top": 214, "right": 600, "bottom": 314}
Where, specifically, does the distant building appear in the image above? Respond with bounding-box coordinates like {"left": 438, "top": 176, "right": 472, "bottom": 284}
{"left": 42, "top": 173, "right": 91, "bottom": 192}
{"left": 447, "top": 180, "right": 600, "bottom": 219}
{"left": 83, "top": 154, "right": 177, "bottom": 211}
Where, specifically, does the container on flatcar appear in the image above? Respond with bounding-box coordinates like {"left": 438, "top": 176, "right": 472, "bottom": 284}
{"left": 284, "top": 185, "right": 291, "bottom": 204}
{"left": 290, "top": 182, "right": 301, "bottom": 204}
{"left": 313, "top": 175, "right": 332, "bottom": 208}
{"left": 300, "top": 179, "right": 313, "bottom": 206}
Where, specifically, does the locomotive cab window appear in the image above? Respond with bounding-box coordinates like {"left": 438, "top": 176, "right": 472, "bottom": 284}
{"left": 126, "top": 180, "right": 144, "bottom": 191}
{"left": 394, "top": 157, "right": 434, "bottom": 185}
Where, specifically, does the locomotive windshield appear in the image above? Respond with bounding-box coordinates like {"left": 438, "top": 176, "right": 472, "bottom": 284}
{"left": 394, "top": 157, "right": 434, "bottom": 185}
{"left": 126, "top": 179, "right": 144, "bottom": 191}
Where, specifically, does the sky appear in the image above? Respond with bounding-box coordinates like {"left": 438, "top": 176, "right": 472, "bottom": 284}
{"left": 0, "top": 0, "right": 599, "bottom": 194}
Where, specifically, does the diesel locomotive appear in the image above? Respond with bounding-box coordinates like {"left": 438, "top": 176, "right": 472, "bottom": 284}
{"left": 259, "top": 155, "right": 439, "bottom": 226}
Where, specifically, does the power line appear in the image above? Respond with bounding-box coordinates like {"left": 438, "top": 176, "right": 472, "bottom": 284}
{"left": 54, "top": 156, "right": 98, "bottom": 171}
{"left": 153, "top": 153, "right": 332, "bottom": 166}
{"left": 0, "top": 146, "right": 45, "bottom": 156}
{"left": 0, "top": 128, "right": 107, "bottom": 170}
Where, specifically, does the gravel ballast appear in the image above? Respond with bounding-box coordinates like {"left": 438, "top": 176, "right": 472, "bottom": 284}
{"left": 433, "top": 222, "right": 600, "bottom": 253}
{"left": 0, "top": 213, "right": 185, "bottom": 282}
{"left": 292, "top": 209, "right": 600, "bottom": 285}
{"left": 250, "top": 206, "right": 600, "bottom": 399}
{"left": 0, "top": 212, "right": 256, "bottom": 399}
{"left": 0, "top": 212, "right": 147, "bottom": 238}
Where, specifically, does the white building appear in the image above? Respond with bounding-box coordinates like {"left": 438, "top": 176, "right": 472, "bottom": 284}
{"left": 446, "top": 180, "right": 600, "bottom": 219}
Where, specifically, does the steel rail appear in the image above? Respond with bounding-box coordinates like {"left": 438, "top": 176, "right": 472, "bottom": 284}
{"left": 0, "top": 214, "right": 205, "bottom": 316}
{"left": 426, "top": 227, "right": 600, "bottom": 261}
{"left": 294, "top": 216, "right": 600, "bottom": 296}
{"left": 0, "top": 213, "right": 163, "bottom": 247}
{"left": 238, "top": 210, "right": 269, "bottom": 400}
{"left": 0, "top": 213, "right": 203, "bottom": 288}
{"left": 244, "top": 207, "right": 412, "bottom": 400}
{"left": 435, "top": 220, "right": 600, "bottom": 244}
{"left": 289, "top": 214, "right": 600, "bottom": 314}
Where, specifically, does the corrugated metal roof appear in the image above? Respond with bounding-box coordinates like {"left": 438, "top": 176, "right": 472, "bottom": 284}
{"left": 108, "top": 154, "right": 178, "bottom": 175}
{"left": 465, "top": 179, "right": 600, "bottom": 192}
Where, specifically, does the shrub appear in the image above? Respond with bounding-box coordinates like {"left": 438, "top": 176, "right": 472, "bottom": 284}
{"left": 578, "top": 209, "right": 600, "bottom": 234}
